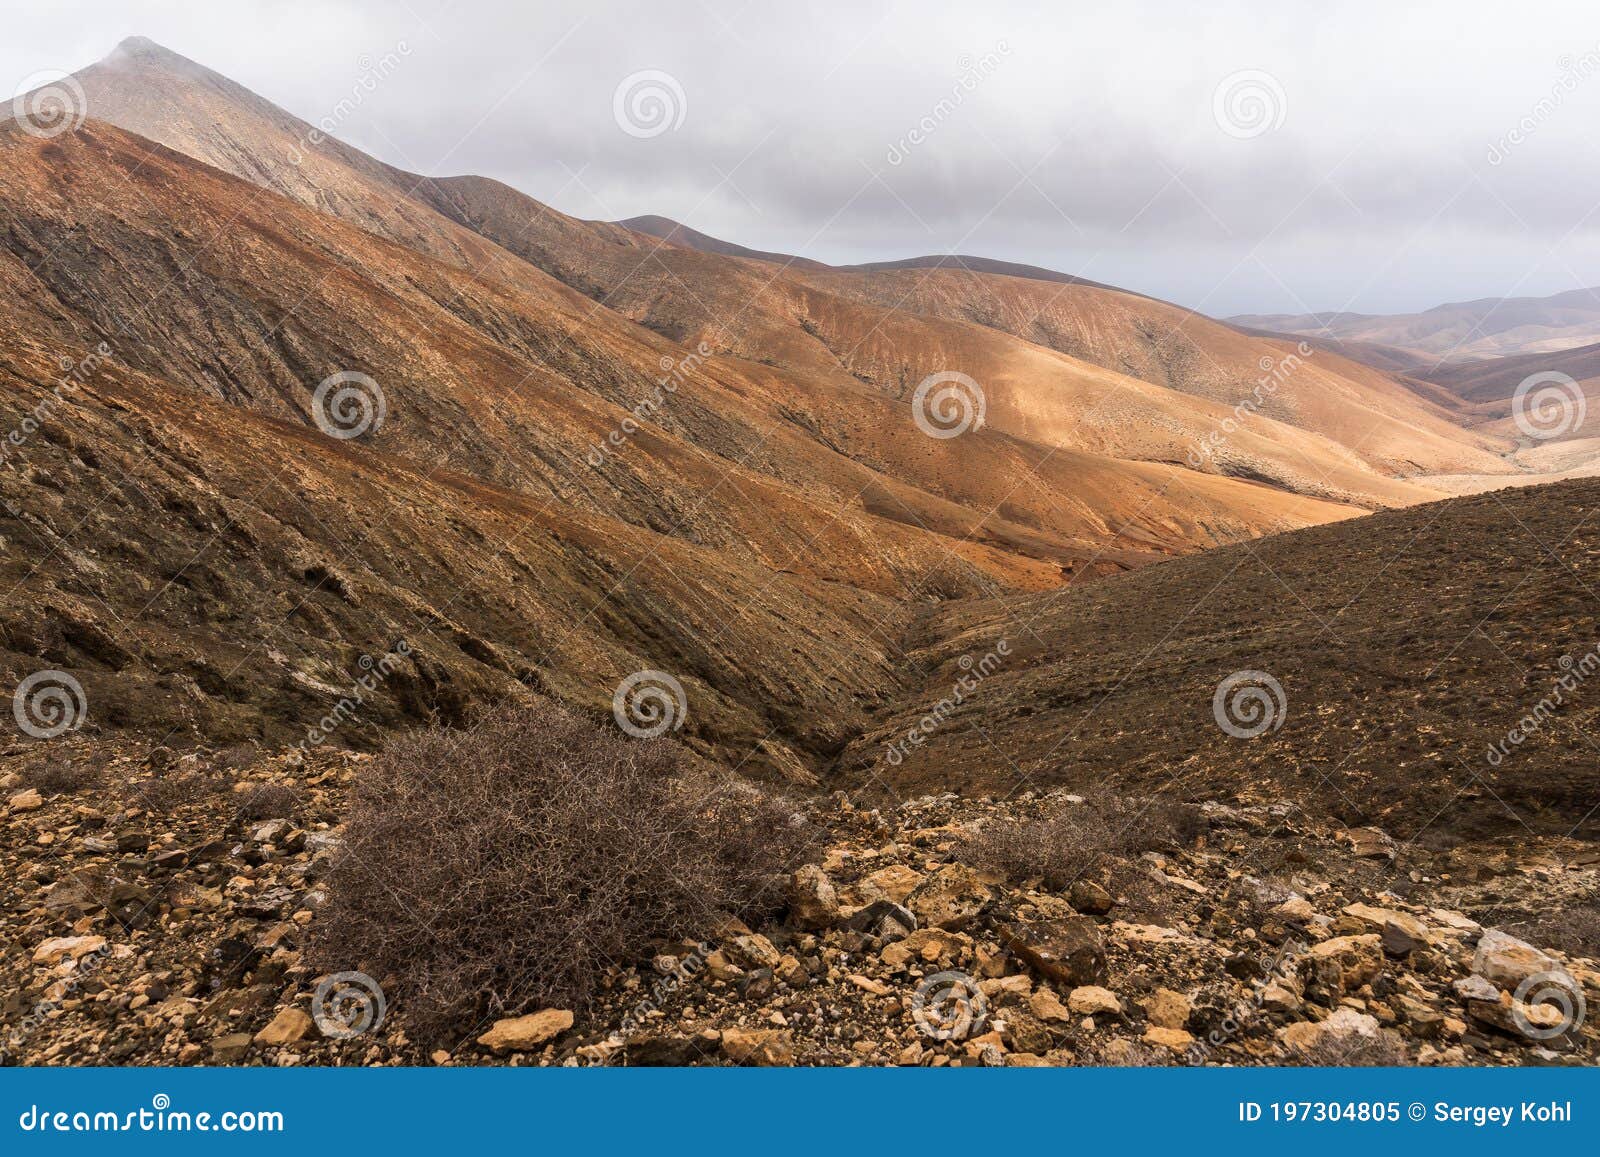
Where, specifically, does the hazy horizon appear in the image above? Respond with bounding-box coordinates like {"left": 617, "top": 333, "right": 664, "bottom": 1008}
{"left": 7, "top": 0, "right": 1600, "bottom": 317}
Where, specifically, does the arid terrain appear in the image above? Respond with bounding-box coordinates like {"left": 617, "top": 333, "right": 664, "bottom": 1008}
{"left": 2, "top": 37, "right": 1597, "bottom": 1068}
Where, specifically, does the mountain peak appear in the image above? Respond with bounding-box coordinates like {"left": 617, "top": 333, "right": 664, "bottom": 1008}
{"left": 101, "top": 35, "right": 210, "bottom": 76}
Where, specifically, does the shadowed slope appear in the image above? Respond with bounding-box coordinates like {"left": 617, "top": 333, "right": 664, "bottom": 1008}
{"left": 839, "top": 477, "right": 1600, "bottom": 839}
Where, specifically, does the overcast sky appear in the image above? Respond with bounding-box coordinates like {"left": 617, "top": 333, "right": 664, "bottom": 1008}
{"left": 6, "top": 0, "right": 1600, "bottom": 316}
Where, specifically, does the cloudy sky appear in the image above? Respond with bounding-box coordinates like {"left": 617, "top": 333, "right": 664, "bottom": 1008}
{"left": 7, "top": 0, "right": 1600, "bottom": 315}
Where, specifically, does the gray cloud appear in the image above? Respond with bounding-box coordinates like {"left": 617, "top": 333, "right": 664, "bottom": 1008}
{"left": 5, "top": 0, "right": 1600, "bottom": 314}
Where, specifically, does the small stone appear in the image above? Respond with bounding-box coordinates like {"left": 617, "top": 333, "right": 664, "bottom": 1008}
{"left": 8, "top": 787, "right": 44, "bottom": 812}
{"left": 476, "top": 1009, "right": 574, "bottom": 1053}
{"left": 906, "top": 864, "right": 993, "bottom": 931}
{"left": 210, "top": 1032, "right": 253, "bottom": 1063}
{"left": 1142, "top": 1026, "right": 1194, "bottom": 1050}
{"left": 1272, "top": 897, "right": 1315, "bottom": 923}
{"left": 1453, "top": 974, "right": 1500, "bottom": 1002}
{"left": 253, "top": 1007, "right": 313, "bottom": 1046}
{"left": 720, "top": 1027, "right": 793, "bottom": 1066}
{"left": 1003, "top": 919, "right": 1107, "bottom": 987}
{"left": 1260, "top": 980, "right": 1301, "bottom": 1013}
{"left": 1381, "top": 921, "right": 1423, "bottom": 957}
{"left": 1069, "top": 879, "right": 1114, "bottom": 915}
{"left": 857, "top": 864, "right": 923, "bottom": 905}
{"left": 1029, "top": 987, "right": 1073, "bottom": 1024}
{"left": 788, "top": 864, "right": 841, "bottom": 930}
{"left": 32, "top": 935, "right": 107, "bottom": 965}
{"left": 980, "top": 973, "right": 1032, "bottom": 998}
{"left": 843, "top": 899, "right": 917, "bottom": 940}
{"left": 1067, "top": 985, "right": 1122, "bottom": 1016}
{"left": 1472, "top": 929, "right": 1556, "bottom": 989}
{"left": 1278, "top": 1006, "right": 1381, "bottom": 1053}
{"left": 1305, "top": 934, "right": 1384, "bottom": 992}
{"left": 1141, "top": 988, "right": 1191, "bottom": 1030}
{"left": 847, "top": 973, "right": 891, "bottom": 996}
{"left": 726, "top": 933, "right": 783, "bottom": 971}
{"left": 777, "top": 954, "right": 808, "bottom": 987}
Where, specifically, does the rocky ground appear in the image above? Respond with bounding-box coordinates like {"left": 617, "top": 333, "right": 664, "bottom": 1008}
{"left": 4, "top": 737, "right": 1597, "bottom": 1067}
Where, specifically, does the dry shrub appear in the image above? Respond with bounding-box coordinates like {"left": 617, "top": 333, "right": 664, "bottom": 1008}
{"left": 210, "top": 744, "right": 259, "bottom": 772}
{"left": 125, "top": 771, "right": 231, "bottom": 813}
{"left": 963, "top": 791, "right": 1202, "bottom": 891}
{"left": 25, "top": 756, "right": 106, "bottom": 796}
{"left": 236, "top": 783, "right": 304, "bottom": 821}
{"left": 308, "top": 701, "right": 816, "bottom": 1041}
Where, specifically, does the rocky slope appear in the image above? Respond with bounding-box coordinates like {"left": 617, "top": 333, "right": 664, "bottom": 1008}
{"left": 4, "top": 738, "right": 1595, "bottom": 1067}
{"left": 838, "top": 477, "right": 1600, "bottom": 839}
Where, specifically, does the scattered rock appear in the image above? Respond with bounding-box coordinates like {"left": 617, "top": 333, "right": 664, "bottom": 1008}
{"left": 1003, "top": 919, "right": 1106, "bottom": 987}
{"left": 720, "top": 1027, "right": 794, "bottom": 1066}
{"left": 1472, "top": 929, "right": 1557, "bottom": 989}
{"left": 1067, "top": 985, "right": 1122, "bottom": 1016}
{"left": 788, "top": 864, "right": 840, "bottom": 930}
{"left": 906, "top": 864, "right": 993, "bottom": 931}
{"left": 857, "top": 864, "right": 923, "bottom": 905}
{"left": 254, "top": 1007, "right": 314, "bottom": 1046}
{"left": 32, "top": 935, "right": 107, "bottom": 965}
{"left": 1142, "top": 988, "right": 1191, "bottom": 1030}
{"left": 476, "top": 1009, "right": 574, "bottom": 1053}
{"left": 1069, "top": 879, "right": 1114, "bottom": 915}
{"left": 8, "top": 787, "right": 43, "bottom": 812}
{"left": 210, "top": 1032, "right": 253, "bottom": 1063}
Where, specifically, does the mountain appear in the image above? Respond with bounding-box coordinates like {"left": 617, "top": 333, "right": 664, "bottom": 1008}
{"left": 1233, "top": 286, "right": 1600, "bottom": 365}
{"left": 32, "top": 39, "right": 1514, "bottom": 514}
{"left": 0, "top": 37, "right": 1570, "bottom": 804}
{"left": 617, "top": 214, "right": 828, "bottom": 270}
{"left": 1419, "top": 339, "right": 1600, "bottom": 405}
